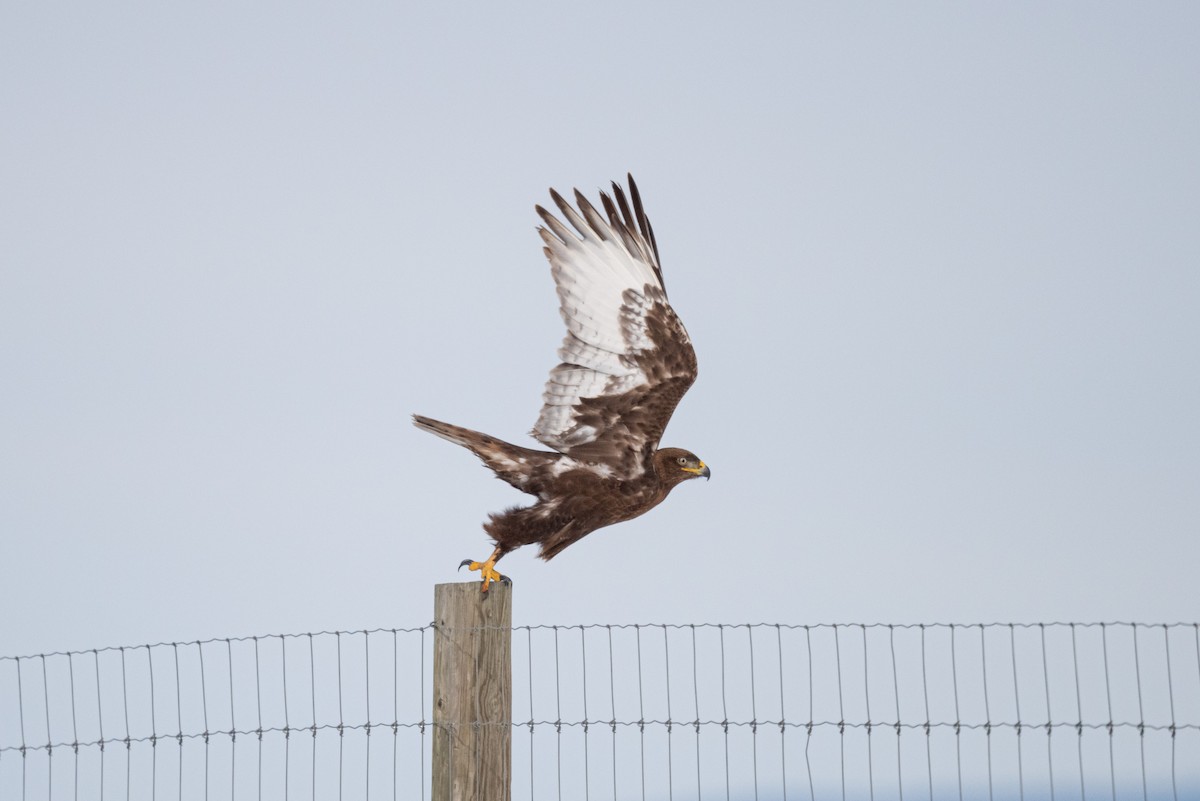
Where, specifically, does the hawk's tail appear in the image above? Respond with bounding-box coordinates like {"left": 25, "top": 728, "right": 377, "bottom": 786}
{"left": 411, "top": 414, "right": 521, "bottom": 464}
{"left": 413, "top": 414, "right": 550, "bottom": 495}
{"left": 412, "top": 414, "right": 481, "bottom": 450}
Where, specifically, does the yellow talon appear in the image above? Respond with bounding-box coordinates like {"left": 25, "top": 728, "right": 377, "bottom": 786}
{"left": 459, "top": 547, "right": 510, "bottom": 592}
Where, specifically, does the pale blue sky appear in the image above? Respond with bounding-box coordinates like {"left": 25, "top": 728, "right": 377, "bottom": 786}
{"left": 2, "top": 3, "right": 1198, "bottom": 664}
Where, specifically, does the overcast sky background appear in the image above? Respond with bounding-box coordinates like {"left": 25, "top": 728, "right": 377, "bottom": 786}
{"left": 2, "top": 4, "right": 1198, "bottom": 662}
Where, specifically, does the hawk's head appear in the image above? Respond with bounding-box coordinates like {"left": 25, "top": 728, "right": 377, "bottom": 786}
{"left": 654, "top": 447, "right": 711, "bottom": 486}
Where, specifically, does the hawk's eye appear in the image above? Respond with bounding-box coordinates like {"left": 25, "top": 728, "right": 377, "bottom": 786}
{"left": 677, "top": 456, "right": 687, "bottom": 465}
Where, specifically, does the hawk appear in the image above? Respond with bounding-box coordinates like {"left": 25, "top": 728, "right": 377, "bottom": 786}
{"left": 413, "top": 175, "right": 708, "bottom": 591}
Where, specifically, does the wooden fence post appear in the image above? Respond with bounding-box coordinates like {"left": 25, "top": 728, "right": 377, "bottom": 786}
{"left": 432, "top": 582, "right": 512, "bottom": 801}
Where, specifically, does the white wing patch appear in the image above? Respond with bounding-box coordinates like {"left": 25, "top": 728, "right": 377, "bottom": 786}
{"left": 532, "top": 187, "right": 671, "bottom": 459}
{"left": 545, "top": 457, "right": 615, "bottom": 480}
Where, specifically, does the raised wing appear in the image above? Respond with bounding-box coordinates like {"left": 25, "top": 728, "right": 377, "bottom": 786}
{"left": 531, "top": 175, "right": 698, "bottom": 478}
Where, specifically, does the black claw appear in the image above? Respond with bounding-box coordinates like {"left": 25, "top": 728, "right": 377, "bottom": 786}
{"left": 500, "top": 574, "right": 512, "bottom": 586}
{"left": 458, "top": 559, "right": 473, "bottom": 571}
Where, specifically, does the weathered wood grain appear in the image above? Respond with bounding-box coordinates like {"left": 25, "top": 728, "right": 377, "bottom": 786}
{"left": 431, "top": 582, "right": 512, "bottom": 801}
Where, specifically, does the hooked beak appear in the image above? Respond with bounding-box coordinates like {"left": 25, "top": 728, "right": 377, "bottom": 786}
{"left": 683, "top": 461, "right": 711, "bottom": 480}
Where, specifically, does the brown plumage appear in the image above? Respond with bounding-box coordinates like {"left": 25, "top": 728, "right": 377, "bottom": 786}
{"left": 413, "top": 175, "right": 708, "bottom": 590}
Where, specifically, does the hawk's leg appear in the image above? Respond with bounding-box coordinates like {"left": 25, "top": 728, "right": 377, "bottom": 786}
{"left": 459, "top": 545, "right": 511, "bottom": 592}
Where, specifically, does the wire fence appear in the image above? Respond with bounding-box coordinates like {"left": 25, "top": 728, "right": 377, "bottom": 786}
{"left": 3, "top": 621, "right": 1199, "bottom": 800}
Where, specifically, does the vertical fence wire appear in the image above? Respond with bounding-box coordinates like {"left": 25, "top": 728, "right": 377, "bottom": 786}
{"left": 719, "top": 624, "right": 731, "bottom": 801}
{"left": 580, "top": 626, "right": 590, "bottom": 801}
{"left": 862, "top": 624, "right": 874, "bottom": 801}
{"left": 1069, "top": 624, "right": 1085, "bottom": 801}
{"left": 690, "top": 624, "right": 701, "bottom": 801}
{"left": 950, "top": 624, "right": 963, "bottom": 801}
{"left": 526, "top": 625, "right": 535, "bottom": 801}
{"left": 1039, "top": 623, "right": 1056, "bottom": 801}
{"left": 254, "top": 637, "right": 262, "bottom": 801}
{"left": 663, "top": 625, "right": 673, "bottom": 801}
{"left": 68, "top": 651, "right": 79, "bottom": 801}
{"left": 980, "top": 625, "right": 993, "bottom": 801}
{"left": 553, "top": 625, "right": 562, "bottom": 801}
{"left": 833, "top": 623, "right": 845, "bottom": 801}
{"left": 777, "top": 624, "right": 788, "bottom": 801}
{"left": 920, "top": 624, "right": 932, "bottom": 801}
{"left": 1101, "top": 622, "right": 1115, "bottom": 801}
{"left": 608, "top": 625, "right": 617, "bottom": 801}
{"left": 636, "top": 625, "right": 645, "bottom": 801}
{"left": 1163, "top": 624, "right": 1177, "bottom": 801}
{"left": 1133, "top": 624, "right": 1148, "bottom": 801}
{"left": 1009, "top": 624, "right": 1026, "bottom": 801}
{"left": 889, "top": 625, "right": 903, "bottom": 801}
{"left": 805, "top": 624, "right": 815, "bottom": 801}
{"left": 747, "top": 625, "right": 758, "bottom": 801}
{"left": 281, "top": 636, "right": 291, "bottom": 801}
{"left": 173, "top": 643, "right": 183, "bottom": 801}
{"left": 3, "top": 622, "right": 1200, "bottom": 800}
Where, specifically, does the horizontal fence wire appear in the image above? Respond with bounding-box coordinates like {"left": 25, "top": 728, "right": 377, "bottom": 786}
{"left": 2, "top": 622, "right": 1199, "bottom": 800}
{"left": 0, "top": 628, "right": 432, "bottom": 801}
